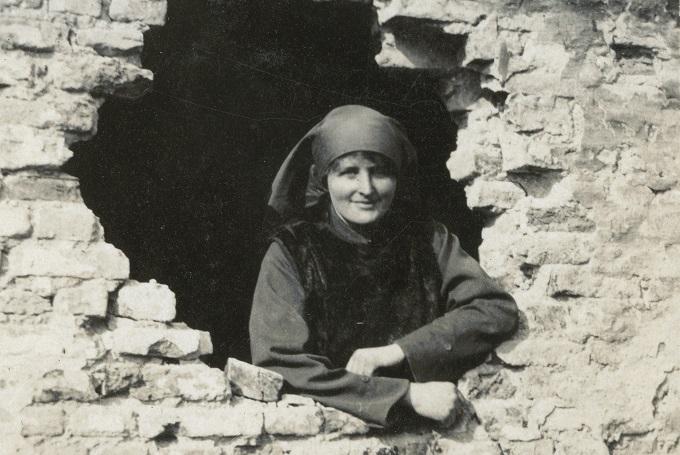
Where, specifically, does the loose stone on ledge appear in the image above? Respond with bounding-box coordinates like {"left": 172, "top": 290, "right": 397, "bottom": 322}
{"left": 107, "top": 318, "right": 212, "bottom": 359}
{"left": 224, "top": 357, "right": 283, "bottom": 402}
{"left": 111, "top": 279, "right": 176, "bottom": 322}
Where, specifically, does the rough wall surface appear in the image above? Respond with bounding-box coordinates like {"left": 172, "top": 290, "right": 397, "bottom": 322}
{"left": 375, "top": 0, "right": 680, "bottom": 453}
{"left": 0, "top": 0, "right": 495, "bottom": 453}
{"left": 2, "top": 0, "right": 679, "bottom": 453}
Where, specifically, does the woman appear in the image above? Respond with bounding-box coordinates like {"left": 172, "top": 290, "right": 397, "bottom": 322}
{"left": 249, "top": 105, "right": 518, "bottom": 427}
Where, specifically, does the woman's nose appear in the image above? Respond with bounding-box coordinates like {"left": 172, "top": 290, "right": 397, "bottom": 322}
{"left": 356, "top": 172, "right": 375, "bottom": 195}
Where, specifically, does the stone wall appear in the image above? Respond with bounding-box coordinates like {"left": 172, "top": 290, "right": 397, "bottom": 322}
{"left": 0, "top": 0, "right": 495, "bottom": 453}
{"left": 375, "top": 0, "right": 680, "bottom": 453}
{"left": 2, "top": 0, "right": 679, "bottom": 453}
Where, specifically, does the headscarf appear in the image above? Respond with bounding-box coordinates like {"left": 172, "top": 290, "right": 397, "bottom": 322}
{"left": 267, "top": 105, "right": 420, "bottom": 224}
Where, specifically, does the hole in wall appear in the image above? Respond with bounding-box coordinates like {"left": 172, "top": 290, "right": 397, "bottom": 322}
{"left": 65, "top": 0, "right": 484, "bottom": 368}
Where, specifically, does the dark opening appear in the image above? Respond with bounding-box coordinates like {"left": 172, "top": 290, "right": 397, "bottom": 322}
{"left": 66, "top": 0, "right": 484, "bottom": 368}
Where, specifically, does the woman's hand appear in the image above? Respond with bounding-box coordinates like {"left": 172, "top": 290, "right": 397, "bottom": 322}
{"left": 345, "top": 344, "right": 405, "bottom": 376}
{"left": 403, "top": 381, "right": 461, "bottom": 423}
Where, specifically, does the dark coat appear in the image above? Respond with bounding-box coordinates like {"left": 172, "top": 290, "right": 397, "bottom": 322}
{"left": 249, "top": 210, "right": 518, "bottom": 426}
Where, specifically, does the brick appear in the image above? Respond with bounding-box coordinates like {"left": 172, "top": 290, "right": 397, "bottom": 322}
{"left": 53, "top": 279, "right": 109, "bottom": 317}
{"left": 8, "top": 241, "right": 129, "bottom": 280}
{"left": 0, "top": 204, "right": 31, "bottom": 238}
{"left": 130, "top": 363, "right": 228, "bottom": 401}
{"left": 32, "top": 202, "right": 100, "bottom": 241}
{"left": 109, "top": 0, "right": 167, "bottom": 26}
{"left": 465, "top": 180, "right": 524, "bottom": 213}
{"left": 0, "top": 125, "right": 72, "bottom": 170}
{"left": 225, "top": 357, "right": 283, "bottom": 402}
{"left": 76, "top": 23, "right": 145, "bottom": 56}
{"left": 136, "top": 402, "right": 263, "bottom": 439}
{"left": 67, "top": 404, "right": 134, "bottom": 436}
{"left": 108, "top": 319, "right": 212, "bottom": 359}
{"left": 49, "top": 0, "right": 101, "bottom": 16}
{"left": 263, "top": 404, "right": 324, "bottom": 436}
{"left": 1, "top": 172, "right": 82, "bottom": 202}
{"left": 20, "top": 406, "right": 64, "bottom": 436}
{"left": 112, "top": 280, "right": 176, "bottom": 322}
{"left": 0, "top": 23, "right": 55, "bottom": 52}
{"left": 0, "top": 289, "right": 51, "bottom": 315}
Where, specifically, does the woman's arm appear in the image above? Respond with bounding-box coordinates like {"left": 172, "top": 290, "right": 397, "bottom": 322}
{"left": 394, "top": 222, "right": 519, "bottom": 382}
{"left": 249, "top": 242, "right": 410, "bottom": 426}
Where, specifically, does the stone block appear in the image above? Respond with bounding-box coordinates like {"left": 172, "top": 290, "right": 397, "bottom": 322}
{"left": 109, "top": 0, "right": 167, "bottom": 26}
{"left": 1, "top": 172, "right": 82, "bottom": 202}
{"left": 225, "top": 357, "right": 283, "bottom": 402}
{"left": 465, "top": 180, "right": 524, "bottom": 213}
{"left": 514, "top": 233, "right": 593, "bottom": 266}
{"left": 263, "top": 404, "right": 324, "bottom": 436}
{"left": 504, "top": 440, "right": 555, "bottom": 455}
{"left": 49, "top": 0, "right": 101, "bottom": 16}
{"left": 51, "top": 54, "right": 153, "bottom": 98}
{"left": 20, "top": 406, "right": 64, "bottom": 436}
{"left": 526, "top": 202, "right": 595, "bottom": 232}
{"left": 137, "top": 402, "right": 263, "bottom": 439}
{"left": 180, "top": 404, "right": 264, "bottom": 438}
{"left": 543, "top": 265, "right": 642, "bottom": 300}
{"left": 500, "top": 134, "right": 566, "bottom": 173}
{"left": 76, "top": 23, "right": 145, "bottom": 56}
{"left": 0, "top": 289, "right": 51, "bottom": 315}
{"left": 0, "top": 125, "right": 72, "bottom": 170}
{"left": 0, "top": 52, "right": 33, "bottom": 86}
{"left": 0, "top": 203, "right": 31, "bottom": 238}
{"left": 88, "top": 441, "right": 153, "bottom": 455}
{"left": 12, "top": 276, "right": 84, "bottom": 298}
{"left": 0, "top": 23, "right": 55, "bottom": 52}
{"left": 108, "top": 320, "right": 212, "bottom": 359}
{"left": 130, "top": 363, "right": 228, "bottom": 401}
{"left": 33, "top": 369, "right": 99, "bottom": 403}
{"left": 319, "top": 406, "right": 370, "bottom": 435}
{"left": 67, "top": 404, "right": 134, "bottom": 436}
{"left": 434, "top": 439, "right": 501, "bottom": 455}
{"left": 89, "top": 362, "right": 142, "bottom": 398}
{"left": 53, "top": 279, "right": 109, "bottom": 317}
{"left": 32, "top": 202, "right": 100, "bottom": 241}
{"left": 8, "top": 241, "right": 129, "bottom": 280}
{"left": 112, "top": 280, "right": 176, "bottom": 322}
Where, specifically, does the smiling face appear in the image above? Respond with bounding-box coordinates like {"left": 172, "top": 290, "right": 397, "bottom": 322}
{"left": 326, "top": 151, "right": 398, "bottom": 226}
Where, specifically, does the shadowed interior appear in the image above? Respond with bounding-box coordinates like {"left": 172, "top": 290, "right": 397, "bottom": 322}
{"left": 66, "top": 0, "right": 483, "bottom": 368}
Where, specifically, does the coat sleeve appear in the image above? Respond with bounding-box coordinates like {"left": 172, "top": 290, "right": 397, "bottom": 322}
{"left": 249, "top": 242, "right": 410, "bottom": 427}
{"left": 394, "top": 222, "right": 519, "bottom": 382}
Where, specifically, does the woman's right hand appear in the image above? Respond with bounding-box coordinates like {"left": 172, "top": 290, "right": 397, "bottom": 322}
{"left": 403, "top": 381, "right": 461, "bottom": 422}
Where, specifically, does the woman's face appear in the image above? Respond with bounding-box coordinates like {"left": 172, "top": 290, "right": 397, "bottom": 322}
{"left": 326, "top": 152, "right": 397, "bottom": 226}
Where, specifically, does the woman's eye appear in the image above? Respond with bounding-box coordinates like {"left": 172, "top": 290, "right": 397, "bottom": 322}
{"left": 340, "top": 168, "right": 359, "bottom": 177}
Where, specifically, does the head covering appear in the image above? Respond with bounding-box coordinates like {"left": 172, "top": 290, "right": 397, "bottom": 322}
{"left": 267, "top": 105, "right": 419, "bottom": 223}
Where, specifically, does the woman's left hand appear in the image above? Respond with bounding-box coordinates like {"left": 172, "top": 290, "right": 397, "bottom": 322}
{"left": 345, "top": 344, "right": 406, "bottom": 376}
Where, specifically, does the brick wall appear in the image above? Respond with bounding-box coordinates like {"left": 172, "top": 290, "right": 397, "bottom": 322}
{"left": 375, "top": 0, "right": 680, "bottom": 453}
